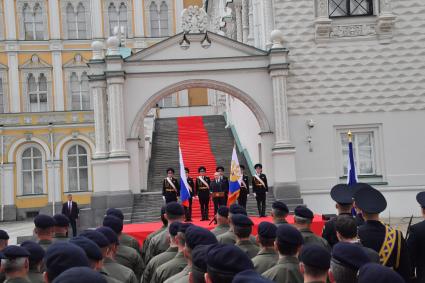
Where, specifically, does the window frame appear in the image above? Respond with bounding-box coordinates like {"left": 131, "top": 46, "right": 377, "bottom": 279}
{"left": 145, "top": 0, "right": 172, "bottom": 37}
{"left": 328, "top": 0, "right": 374, "bottom": 18}
{"left": 17, "top": 0, "right": 48, "bottom": 40}
{"left": 16, "top": 143, "right": 47, "bottom": 196}
{"left": 61, "top": 0, "right": 91, "bottom": 40}
{"left": 103, "top": 0, "right": 133, "bottom": 38}
{"left": 69, "top": 71, "right": 90, "bottom": 110}
{"left": 63, "top": 141, "right": 92, "bottom": 193}
{"left": 63, "top": 54, "right": 91, "bottom": 111}
{"left": 0, "top": 65, "right": 9, "bottom": 113}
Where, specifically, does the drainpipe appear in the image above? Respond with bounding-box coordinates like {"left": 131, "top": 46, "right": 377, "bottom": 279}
{"left": 49, "top": 124, "right": 55, "bottom": 215}
{"left": 0, "top": 126, "right": 3, "bottom": 221}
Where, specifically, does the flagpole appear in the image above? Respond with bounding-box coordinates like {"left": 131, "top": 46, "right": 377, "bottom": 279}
{"left": 347, "top": 130, "right": 352, "bottom": 142}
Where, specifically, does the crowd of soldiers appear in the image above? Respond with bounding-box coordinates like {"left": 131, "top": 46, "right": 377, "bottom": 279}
{"left": 0, "top": 182, "right": 424, "bottom": 283}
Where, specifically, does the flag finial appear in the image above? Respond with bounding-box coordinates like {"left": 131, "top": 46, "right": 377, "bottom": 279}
{"left": 348, "top": 130, "right": 352, "bottom": 142}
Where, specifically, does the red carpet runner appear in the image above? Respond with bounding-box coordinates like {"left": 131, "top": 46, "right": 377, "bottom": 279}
{"left": 177, "top": 116, "right": 215, "bottom": 220}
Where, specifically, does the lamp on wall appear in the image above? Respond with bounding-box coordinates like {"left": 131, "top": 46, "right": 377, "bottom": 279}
{"left": 306, "top": 119, "right": 316, "bottom": 152}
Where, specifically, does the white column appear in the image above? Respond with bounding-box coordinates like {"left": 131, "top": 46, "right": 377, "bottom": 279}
{"left": 270, "top": 69, "right": 291, "bottom": 147}
{"left": 91, "top": 80, "right": 109, "bottom": 158}
{"left": 91, "top": 0, "right": 103, "bottom": 38}
{"left": 52, "top": 50, "right": 65, "bottom": 111}
{"left": 235, "top": 4, "right": 243, "bottom": 42}
{"left": 242, "top": 0, "right": 249, "bottom": 43}
{"left": 262, "top": 0, "right": 274, "bottom": 47}
{"left": 107, "top": 76, "right": 128, "bottom": 157}
{"left": 175, "top": 0, "right": 184, "bottom": 33}
{"left": 7, "top": 49, "right": 20, "bottom": 113}
{"left": 133, "top": 0, "right": 145, "bottom": 37}
{"left": 48, "top": 0, "right": 61, "bottom": 39}
{"left": 47, "top": 161, "right": 61, "bottom": 204}
{"left": 4, "top": 0, "right": 16, "bottom": 40}
{"left": 2, "top": 164, "right": 14, "bottom": 206}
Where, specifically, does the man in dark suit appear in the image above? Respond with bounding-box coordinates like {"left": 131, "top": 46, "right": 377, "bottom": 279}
{"left": 216, "top": 166, "right": 229, "bottom": 206}
{"left": 61, "top": 194, "right": 79, "bottom": 237}
{"left": 210, "top": 172, "right": 226, "bottom": 216}
{"left": 407, "top": 191, "right": 425, "bottom": 283}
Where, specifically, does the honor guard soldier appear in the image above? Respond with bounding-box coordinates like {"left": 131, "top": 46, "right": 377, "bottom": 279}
{"left": 0, "top": 246, "right": 31, "bottom": 283}
{"left": 183, "top": 167, "right": 195, "bottom": 222}
{"left": 20, "top": 241, "right": 45, "bottom": 283}
{"left": 237, "top": 165, "right": 250, "bottom": 209}
{"left": 33, "top": 214, "right": 56, "bottom": 251}
{"left": 354, "top": 184, "right": 412, "bottom": 282}
{"left": 252, "top": 163, "right": 268, "bottom": 217}
{"left": 195, "top": 166, "right": 211, "bottom": 221}
{"left": 210, "top": 172, "right": 227, "bottom": 216}
{"left": 216, "top": 166, "right": 229, "bottom": 206}
{"left": 252, "top": 222, "right": 278, "bottom": 274}
{"left": 407, "top": 191, "right": 425, "bottom": 282}
{"left": 163, "top": 168, "right": 180, "bottom": 203}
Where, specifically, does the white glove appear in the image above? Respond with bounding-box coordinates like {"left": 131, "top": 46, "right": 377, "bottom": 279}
{"left": 253, "top": 193, "right": 257, "bottom": 198}
{"left": 162, "top": 196, "right": 165, "bottom": 201}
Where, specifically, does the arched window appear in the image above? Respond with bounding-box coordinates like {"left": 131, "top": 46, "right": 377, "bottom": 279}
{"left": 67, "top": 145, "right": 88, "bottom": 191}
{"left": 159, "top": 2, "right": 168, "bottom": 36}
{"left": 149, "top": 2, "right": 159, "bottom": 37}
{"left": 21, "top": 147, "right": 43, "bottom": 195}
{"left": 28, "top": 73, "right": 48, "bottom": 112}
{"left": 108, "top": 2, "right": 127, "bottom": 36}
{"left": 66, "top": 3, "right": 77, "bottom": 39}
{"left": 23, "top": 3, "right": 44, "bottom": 40}
{"left": 66, "top": 2, "right": 87, "bottom": 39}
{"left": 76, "top": 3, "right": 87, "bottom": 38}
{"left": 70, "top": 72, "right": 90, "bottom": 110}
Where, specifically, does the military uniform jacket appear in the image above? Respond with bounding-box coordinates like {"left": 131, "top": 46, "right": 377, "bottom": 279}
{"left": 100, "top": 270, "right": 123, "bottom": 283}
{"left": 151, "top": 252, "right": 187, "bottom": 283}
{"left": 358, "top": 220, "right": 411, "bottom": 282}
{"left": 322, "top": 213, "right": 352, "bottom": 247}
{"left": 3, "top": 278, "right": 30, "bottom": 283}
{"left": 163, "top": 266, "right": 190, "bottom": 283}
{"left": 252, "top": 174, "right": 268, "bottom": 194}
{"left": 195, "top": 176, "right": 211, "bottom": 196}
{"left": 210, "top": 178, "right": 227, "bottom": 195}
{"left": 186, "top": 177, "right": 195, "bottom": 198}
{"left": 144, "top": 229, "right": 170, "bottom": 264}
{"left": 408, "top": 220, "right": 425, "bottom": 281}
{"left": 252, "top": 248, "right": 279, "bottom": 274}
{"left": 162, "top": 177, "right": 180, "bottom": 198}
{"left": 115, "top": 244, "right": 144, "bottom": 280}
{"left": 300, "top": 228, "right": 331, "bottom": 252}
{"left": 121, "top": 233, "right": 141, "bottom": 254}
{"left": 37, "top": 239, "right": 53, "bottom": 251}
{"left": 211, "top": 224, "right": 230, "bottom": 236}
{"left": 27, "top": 269, "right": 44, "bottom": 283}
{"left": 236, "top": 240, "right": 260, "bottom": 259}
{"left": 102, "top": 257, "right": 138, "bottom": 283}
{"left": 52, "top": 235, "right": 69, "bottom": 243}
{"left": 274, "top": 219, "right": 288, "bottom": 227}
{"left": 141, "top": 226, "right": 167, "bottom": 263}
{"left": 217, "top": 230, "right": 257, "bottom": 245}
{"left": 239, "top": 175, "right": 250, "bottom": 195}
{"left": 262, "top": 256, "right": 303, "bottom": 283}
{"left": 142, "top": 246, "right": 178, "bottom": 283}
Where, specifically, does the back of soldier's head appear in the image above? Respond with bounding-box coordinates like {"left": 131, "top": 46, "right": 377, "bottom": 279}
{"left": 330, "top": 261, "right": 357, "bottom": 283}
{"left": 335, "top": 215, "right": 357, "bottom": 239}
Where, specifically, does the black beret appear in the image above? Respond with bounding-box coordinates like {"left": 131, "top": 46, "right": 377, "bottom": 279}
{"left": 20, "top": 241, "right": 45, "bottom": 263}
{"left": 79, "top": 230, "right": 110, "bottom": 248}
{"left": 416, "top": 191, "right": 425, "bottom": 208}
{"left": 103, "top": 215, "right": 123, "bottom": 234}
{"left": 258, "top": 222, "right": 277, "bottom": 239}
{"left": 185, "top": 226, "right": 218, "bottom": 249}
{"left": 358, "top": 263, "right": 404, "bottom": 283}
{"left": 52, "top": 266, "right": 107, "bottom": 283}
{"left": 198, "top": 166, "right": 206, "bottom": 172}
{"left": 166, "top": 168, "right": 175, "bottom": 173}
{"left": 1, "top": 245, "right": 30, "bottom": 259}
{"left": 232, "top": 270, "right": 274, "bottom": 283}
{"left": 229, "top": 204, "right": 247, "bottom": 216}
{"left": 184, "top": 167, "right": 189, "bottom": 173}
{"left": 0, "top": 230, "right": 9, "bottom": 240}
{"left": 34, "top": 214, "right": 56, "bottom": 229}
{"left": 353, "top": 186, "right": 387, "bottom": 214}
{"left": 272, "top": 201, "right": 289, "bottom": 213}
{"left": 53, "top": 214, "right": 70, "bottom": 227}
{"left": 45, "top": 242, "right": 90, "bottom": 281}
{"left": 231, "top": 214, "right": 254, "bottom": 227}
{"left": 165, "top": 202, "right": 184, "bottom": 216}
{"left": 106, "top": 208, "right": 124, "bottom": 220}
{"left": 332, "top": 242, "right": 370, "bottom": 270}
{"left": 330, "top": 184, "right": 353, "bottom": 205}
{"left": 70, "top": 236, "right": 103, "bottom": 261}
{"left": 169, "top": 222, "right": 181, "bottom": 237}
{"left": 300, "top": 244, "right": 331, "bottom": 270}
{"left": 276, "top": 224, "right": 303, "bottom": 246}
{"left": 239, "top": 165, "right": 245, "bottom": 170}
{"left": 294, "top": 206, "right": 314, "bottom": 219}
{"left": 216, "top": 166, "right": 224, "bottom": 171}
{"left": 192, "top": 244, "right": 210, "bottom": 271}
{"left": 254, "top": 163, "right": 262, "bottom": 169}
{"left": 96, "top": 227, "right": 118, "bottom": 245}
{"left": 217, "top": 206, "right": 229, "bottom": 218}
{"left": 207, "top": 244, "right": 254, "bottom": 274}
{"left": 178, "top": 223, "right": 193, "bottom": 234}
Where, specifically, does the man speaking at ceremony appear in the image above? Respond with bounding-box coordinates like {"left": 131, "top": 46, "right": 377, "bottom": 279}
{"left": 61, "top": 194, "right": 79, "bottom": 237}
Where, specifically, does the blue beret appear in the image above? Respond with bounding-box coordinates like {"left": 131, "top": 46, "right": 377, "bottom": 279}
{"left": 70, "top": 236, "right": 103, "bottom": 261}
{"left": 258, "top": 222, "right": 277, "bottom": 239}
{"left": 232, "top": 270, "right": 274, "bottom": 283}
{"left": 358, "top": 263, "right": 404, "bottom": 283}
{"left": 207, "top": 244, "right": 254, "bottom": 274}
{"left": 53, "top": 214, "right": 70, "bottom": 227}
{"left": 96, "top": 227, "right": 118, "bottom": 245}
{"left": 276, "top": 224, "right": 303, "bottom": 246}
{"left": 34, "top": 214, "right": 56, "bottom": 229}
{"left": 20, "top": 241, "right": 45, "bottom": 263}
{"left": 416, "top": 191, "right": 425, "bottom": 208}
{"left": 332, "top": 242, "right": 370, "bottom": 270}
{"left": 229, "top": 204, "right": 247, "bottom": 216}
{"left": 103, "top": 215, "right": 123, "bottom": 234}
{"left": 52, "top": 266, "right": 107, "bottom": 283}
{"left": 353, "top": 186, "right": 387, "bottom": 214}
{"left": 272, "top": 201, "right": 289, "bottom": 213}
{"left": 0, "top": 230, "right": 9, "bottom": 240}
{"left": 178, "top": 223, "right": 193, "bottom": 234}
{"left": 231, "top": 214, "right": 254, "bottom": 227}
{"left": 1, "top": 245, "right": 30, "bottom": 259}
{"left": 79, "top": 230, "right": 110, "bottom": 248}
{"left": 169, "top": 222, "right": 181, "bottom": 237}
{"left": 300, "top": 244, "right": 331, "bottom": 270}
{"left": 217, "top": 206, "right": 229, "bottom": 218}
{"left": 185, "top": 226, "right": 218, "bottom": 250}
{"left": 294, "top": 206, "right": 314, "bottom": 219}
{"left": 106, "top": 208, "right": 124, "bottom": 220}
{"left": 254, "top": 164, "right": 262, "bottom": 169}
{"left": 330, "top": 184, "right": 353, "bottom": 204}
{"left": 45, "top": 242, "right": 90, "bottom": 281}
{"left": 192, "top": 245, "right": 210, "bottom": 271}
{"left": 165, "top": 202, "right": 184, "bottom": 216}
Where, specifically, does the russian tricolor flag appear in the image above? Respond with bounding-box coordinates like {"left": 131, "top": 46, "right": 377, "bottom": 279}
{"left": 228, "top": 146, "right": 242, "bottom": 205}
{"left": 179, "top": 145, "right": 191, "bottom": 207}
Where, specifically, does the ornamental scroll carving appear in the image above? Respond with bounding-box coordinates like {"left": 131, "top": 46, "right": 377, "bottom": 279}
{"left": 330, "top": 24, "right": 376, "bottom": 38}
{"left": 181, "top": 5, "right": 209, "bottom": 33}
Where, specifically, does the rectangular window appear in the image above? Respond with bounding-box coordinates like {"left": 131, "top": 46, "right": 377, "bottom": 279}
{"left": 329, "top": 0, "right": 373, "bottom": 17}
{"left": 341, "top": 132, "right": 375, "bottom": 175}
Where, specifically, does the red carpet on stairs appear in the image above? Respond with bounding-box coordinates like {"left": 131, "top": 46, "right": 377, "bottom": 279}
{"left": 177, "top": 116, "right": 216, "bottom": 220}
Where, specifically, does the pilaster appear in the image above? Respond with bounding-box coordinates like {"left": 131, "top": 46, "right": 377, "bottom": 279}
{"left": 90, "top": 78, "right": 109, "bottom": 159}
{"left": 4, "top": 0, "right": 17, "bottom": 40}
{"left": 242, "top": 0, "right": 249, "bottom": 43}
{"left": 262, "top": 0, "right": 274, "bottom": 47}
{"left": 48, "top": 0, "right": 61, "bottom": 39}
{"left": 6, "top": 43, "right": 20, "bottom": 113}
{"left": 234, "top": 3, "right": 243, "bottom": 42}
{"left": 133, "top": 0, "right": 145, "bottom": 40}
{"left": 47, "top": 160, "right": 62, "bottom": 204}
{"left": 91, "top": 0, "right": 104, "bottom": 39}
{"left": 51, "top": 42, "right": 64, "bottom": 111}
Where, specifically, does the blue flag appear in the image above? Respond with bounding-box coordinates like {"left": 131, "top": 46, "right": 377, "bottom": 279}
{"left": 347, "top": 133, "right": 358, "bottom": 186}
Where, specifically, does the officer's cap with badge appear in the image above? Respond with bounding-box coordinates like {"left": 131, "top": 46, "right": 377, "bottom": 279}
{"left": 206, "top": 243, "right": 254, "bottom": 275}
{"left": 198, "top": 166, "right": 206, "bottom": 173}
{"left": 0, "top": 229, "right": 9, "bottom": 240}
{"left": 416, "top": 191, "right": 425, "bottom": 208}
{"left": 254, "top": 163, "right": 262, "bottom": 169}
{"left": 294, "top": 205, "right": 314, "bottom": 220}
{"left": 20, "top": 240, "right": 45, "bottom": 264}
{"left": 229, "top": 204, "right": 247, "bottom": 216}
{"left": 79, "top": 230, "right": 110, "bottom": 248}
{"left": 34, "top": 214, "right": 56, "bottom": 229}
{"left": 358, "top": 263, "right": 404, "bottom": 283}
{"left": 216, "top": 166, "right": 225, "bottom": 172}
{"left": 353, "top": 184, "right": 387, "bottom": 214}
{"left": 52, "top": 266, "right": 107, "bottom": 283}
{"left": 185, "top": 226, "right": 218, "bottom": 250}
{"left": 258, "top": 222, "right": 277, "bottom": 239}
{"left": 331, "top": 242, "right": 370, "bottom": 270}
{"left": 69, "top": 236, "right": 103, "bottom": 261}
{"left": 272, "top": 201, "right": 289, "bottom": 214}
{"left": 231, "top": 214, "right": 254, "bottom": 227}
{"left": 53, "top": 214, "right": 70, "bottom": 227}
{"left": 217, "top": 206, "right": 229, "bottom": 218}
{"left": 166, "top": 168, "right": 175, "bottom": 174}
{"left": 232, "top": 270, "right": 274, "bottom": 283}
{"left": 330, "top": 184, "right": 354, "bottom": 205}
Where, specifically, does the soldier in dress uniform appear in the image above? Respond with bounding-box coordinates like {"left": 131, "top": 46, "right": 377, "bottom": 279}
{"left": 271, "top": 201, "right": 289, "bottom": 226}
{"left": 20, "top": 241, "right": 44, "bottom": 283}
{"left": 237, "top": 165, "right": 250, "bottom": 209}
{"left": 183, "top": 167, "right": 195, "bottom": 222}
{"left": 210, "top": 172, "right": 226, "bottom": 216}
{"left": 252, "top": 164, "right": 268, "bottom": 217}
{"left": 299, "top": 245, "right": 331, "bottom": 283}
{"left": 0, "top": 246, "right": 31, "bottom": 283}
{"left": 358, "top": 263, "right": 405, "bottom": 283}
{"left": 163, "top": 168, "right": 180, "bottom": 203}
{"left": 106, "top": 208, "right": 141, "bottom": 254}
{"left": 140, "top": 206, "right": 167, "bottom": 263}
{"left": 195, "top": 166, "right": 211, "bottom": 221}
{"left": 252, "top": 222, "right": 278, "bottom": 274}
{"left": 215, "top": 166, "right": 229, "bottom": 206}
{"left": 293, "top": 206, "right": 331, "bottom": 251}
{"left": 354, "top": 184, "right": 412, "bottom": 282}
{"left": 51, "top": 267, "right": 107, "bottom": 283}
{"left": 262, "top": 224, "right": 303, "bottom": 283}
{"left": 232, "top": 214, "right": 259, "bottom": 259}
{"left": 33, "top": 214, "right": 55, "bottom": 251}
{"left": 52, "top": 214, "right": 70, "bottom": 242}
{"left": 211, "top": 206, "right": 230, "bottom": 236}
{"left": 407, "top": 191, "right": 425, "bottom": 282}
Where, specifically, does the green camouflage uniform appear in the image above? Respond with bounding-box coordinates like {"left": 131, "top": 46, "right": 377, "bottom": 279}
{"left": 252, "top": 247, "right": 278, "bottom": 274}
{"left": 262, "top": 256, "right": 303, "bottom": 283}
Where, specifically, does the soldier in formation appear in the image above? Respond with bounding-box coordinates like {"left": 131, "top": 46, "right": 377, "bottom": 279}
{"left": 162, "top": 168, "right": 180, "bottom": 203}
{"left": 195, "top": 166, "right": 211, "bottom": 221}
